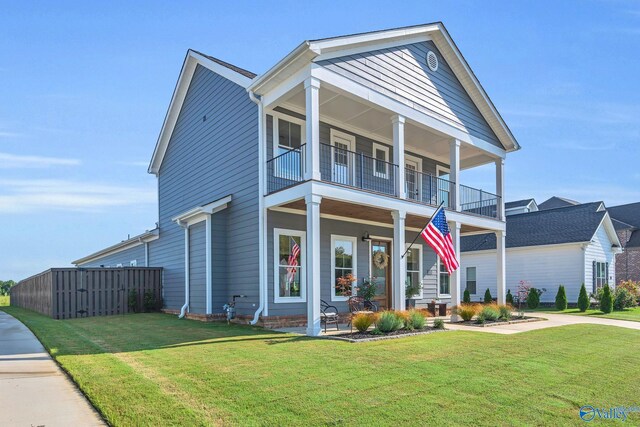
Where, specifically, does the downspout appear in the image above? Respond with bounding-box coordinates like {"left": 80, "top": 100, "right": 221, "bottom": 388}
{"left": 179, "top": 223, "right": 190, "bottom": 318}
{"left": 249, "top": 90, "right": 266, "bottom": 325}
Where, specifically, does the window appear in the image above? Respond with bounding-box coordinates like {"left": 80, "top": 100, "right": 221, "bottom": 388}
{"left": 438, "top": 257, "right": 450, "bottom": 296}
{"left": 274, "top": 228, "right": 306, "bottom": 302}
{"left": 466, "top": 267, "right": 476, "bottom": 294}
{"left": 436, "top": 165, "right": 450, "bottom": 207}
{"left": 405, "top": 154, "right": 422, "bottom": 201}
{"left": 372, "top": 143, "right": 389, "bottom": 178}
{"left": 331, "top": 235, "right": 357, "bottom": 301}
{"left": 330, "top": 129, "right": 356, "bottom": 185}
{"left": 405, "top": 244, "right": 423, "bottom": 299}
{"left": 130, "top": 260, "right": 137, "bottom": 267}
{"left": 272, "top": 114, "right": 305, "bottom": 179}
{"left": 595, "top": 261, "right": 607, "bottom": 291}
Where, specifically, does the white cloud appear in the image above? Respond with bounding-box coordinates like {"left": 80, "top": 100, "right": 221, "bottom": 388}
{"left": 0, "top": 179, "right": 156, "bottom": 213}
{"left": 0, "top": 131, "right": 24, "bottom": 138}
{"left": 0, "top": 152, "right": 81, "bottom": 168}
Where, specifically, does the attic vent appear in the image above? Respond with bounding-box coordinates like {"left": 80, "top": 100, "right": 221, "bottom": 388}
{"left": 426, "top": 50, "right": 438, "bottom": 72}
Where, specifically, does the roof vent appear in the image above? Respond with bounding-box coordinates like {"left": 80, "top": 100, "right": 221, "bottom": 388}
{"left": 426, "top": 50, "right": 438, "bottom": 72}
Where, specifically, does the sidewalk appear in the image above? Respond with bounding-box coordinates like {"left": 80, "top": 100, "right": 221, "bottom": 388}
{"left": 0, "top": 311, "right": 104, "bottom": 426}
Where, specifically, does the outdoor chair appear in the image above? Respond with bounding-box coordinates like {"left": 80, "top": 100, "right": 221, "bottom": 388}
{"left": 320, "top": 299, "right": 339, "bottom": 332}
{"left": 347, "top": 296, "right": 378, "bottom": 332}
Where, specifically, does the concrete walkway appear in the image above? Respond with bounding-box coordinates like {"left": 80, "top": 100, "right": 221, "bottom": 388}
{"left": 0, "top": 311, "right": 104, "bottom": 426}
{"left": 446, "top": 311, "right": 640, "bottom": 335}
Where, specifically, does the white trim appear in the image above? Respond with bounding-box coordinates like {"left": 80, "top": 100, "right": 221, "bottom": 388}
{"left": 273, "top": 228, "right": 307, "bottom": 303}
{"left": 372, "top": 142, "right": 389, "bottom": 178}
{"left": 405, "top": 243, "right": 423, "bottom": 299}
{"left": 329, "top": 128, "right": 356, "bottom": 185}
{"left": 129, "top": 260, "right": 137, "bottom": 267}
{"left": 330, "top": 235, "right": 358, "bottom": 302}
{"left": 271, "top": 111, "right": 306, "bottom": 158}
{"left": 368, "top": 235, "right": 393, "bottom": 307}
{"left": 314, "top": 34, "right": 432, "bottom": 62}
{"left": 172, "top": 195, "right": 232, "bottom": 227}
{"left": 205, "top": 216, "right": 212, "bottom": 314}
{"left": 465, "top": 266, "right": 477, "bottom": 295}
{"left": 437, "top": 256, "right": 451, "bottom": 298}
{"left": 72, "top": 229, "right": 159, "bottom": 265}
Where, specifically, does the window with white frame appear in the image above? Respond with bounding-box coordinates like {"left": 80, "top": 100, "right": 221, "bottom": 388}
{"left": 466, "top": 267, "right": 476, "bottom": 294}
{"left": 272, "top": 114, "right": 305, "bottom": 179}
{"left": 595, "top": 261, "right": 607, "bottom": 291}
{"left": 130, "top": 260, "right": 137, "bottom": 267}
{"left": 331, "top": 235, "right": 357, "bottom": 301}
{"left": 405, "top": 244, "right": 423, "bottom": 298}
{"left": 438, "top": 257, "right": 450, "bottom": 296}
{"left": 274, "top": 229, "right": 305, "bottom": 302}
{"left": 372, "top": 143, "right": 389, "bottom": 178}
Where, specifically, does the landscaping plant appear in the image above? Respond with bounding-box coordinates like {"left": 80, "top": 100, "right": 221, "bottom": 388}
{"left": 352, "top": 312, "right": 375, "bottom": 333}
{"left": 506, "top": 289, "right": 513, "bottom": 305}
{"left": 476, "top": 305, "right": 500, "bottom": 324}
{"left": 527, "top": 288, "right": 541, "bottom": 309}
{"left": 498, "top": 304, "right": 512, "bottom": 320}
{"left": 616, "top": 280, "right": 640, "bottom": 304}
{"left": 578, "top": 283, "right": 590, "bottom": 312}
{"left": 376, "top": 311, "right": 404, "bottom": 333}
{"left": 555, "top": 285, "right": 567, "bottom": 311}
{"left": 600, "top": 285, "right": 613, "bottom": 314}
{"left": 455, "top": 304, "right": 480, "bottom": 322}
{"left": 432, "top": 318, "right": 445, "bottom": 329}
{"left": 484, "top": 288, "right": 492, "bottom": 303}
{"left": 357, "top": 277, "right": 377, "bottom": 302}
{"left": 144, "top": 290, "right": 157, "bottom": 312}
{"left": 463, "top": 289, "right": 471, "bottom": 304}
{"left": 128, "top": 289, "right": 138, "bottom": 312}
{"left": 406, "top": 309, "right": 426, "bottom": 330}
{"left": 613, "top": 287, "right": 637, "bottom": 310}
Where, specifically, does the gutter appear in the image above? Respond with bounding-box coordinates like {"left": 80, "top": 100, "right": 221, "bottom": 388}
{"left": 178, "top": 223, "right": 190, "bottom": 318}
{"left": 249, "top": 90, "right": 267, "bottom": 325}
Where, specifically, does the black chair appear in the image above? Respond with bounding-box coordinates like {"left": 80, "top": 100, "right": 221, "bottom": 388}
{"left": 320, "top": 299, "right": 339, "bottom": 332}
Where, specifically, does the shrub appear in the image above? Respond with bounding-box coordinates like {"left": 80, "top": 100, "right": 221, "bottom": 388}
{"left": 463, "top": 289, "right": 471, "bottom": 304}
{"left": 127, "top": 289, "right": 138, "bottom": 312}
{"left": 376, "top": 311, "right": 404, "bottom": 333}
{"left": 600, "top": 285, "right": 613, "bottom": 313}
{"left": 617, "top": 280, "right": 640, "bottom": 304}
{"left": 357, "top": 278, "right": 377, "bottom": 301}
{"left": 476, "top": 305, "right": 500, "bottom": 324}
{"left": 369, "top": 328, "right": 383, "bottom": 335}
{"left": 555, "top": 285, "right": 568, "bottom": 311}
{"left": 353, "top": 312, "right": 375, "bottom": 333}
{"left": 614, "top": 287, "right": 636, "bottom": 310}
{"left": 527, "top": 288, "right": 541, "bottom": 309}
{"left": 433, "top": 319, "right": 445, "bottom": 329}
{"left": 506, "top": 289, "right": 514, "bottom": 305}
{"left": 484, "top": 288, "right": 493, "bottom": 303}
{"left": 455, "top": 304, "right": 480, "bottom": 322}
{"left": 143, "top": 290, "right": 157, "bottom": 312}
{"left": 406, "top": 309, "right": 426, "bottom": 330}
{"left": 498, "top": 304, "right": 512, "bottom": 320}
{"left": 577, "top": 283, "right": 590, "bottom": 312}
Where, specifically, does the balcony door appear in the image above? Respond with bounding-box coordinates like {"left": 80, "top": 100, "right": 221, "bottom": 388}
{"left": 436, "top": 165, "right": 450, "bottom": 207}
{"left": 330, "top": 129, "right": 355, "bottom": 186}
{"left": 405, "top": 155, "right": 422, "bottom": 201}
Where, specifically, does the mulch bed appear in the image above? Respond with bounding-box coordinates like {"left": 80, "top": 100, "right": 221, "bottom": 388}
{"left": 323, "top": 327, "right": 448, "bottom": 343}
{"left": 457, "top": 316, "right": 544, "bottom": 328}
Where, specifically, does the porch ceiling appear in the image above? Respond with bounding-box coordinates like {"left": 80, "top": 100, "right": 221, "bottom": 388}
{"left": 280, "top": 85, "right": 496, "bottom": 169}
{"left": 278, "top": 198, "right": 489, "bottom": 234}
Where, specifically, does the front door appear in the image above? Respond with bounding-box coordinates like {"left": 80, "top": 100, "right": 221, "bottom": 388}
{"left": 371, "top": 240, "right": 392, "bottom": 310}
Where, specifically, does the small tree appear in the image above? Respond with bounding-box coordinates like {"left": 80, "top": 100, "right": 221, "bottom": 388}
{"left": 527, "top": 288, "right": 540, "bottom": 309}
{"left": 506, "top": 289, "right": 514, "bottom": 305}
{"left": 128, "top": 289, "right": 138, "bottom": 312}
{"left": 463, "top": 288, "right": 471, "bottom": 303}
{"left": 600, "top": 284, "right": 613, "bottom": 314}
{"left": 577, "top": 283, "right": 590, "bottom": 312}
{"left": 484, "top": 288, "right": 492, "bottom": 303}
{"left": 555, "top": 285, "right": 567, "bottom": 311}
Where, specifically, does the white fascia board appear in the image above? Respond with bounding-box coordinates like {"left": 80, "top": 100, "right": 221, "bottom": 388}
{"left": 311, "top": 66, "right": 506, "bottom": 159}
{"left": 313, "top": 34, "right": 431, "bottom": 62}
{"left": 247, "top": 42, "right": 314, "bottom": 94}
{"left": 262, "top": 65, "right": 311, "bottom": 109}
{"left": 172, "top": 195, "right": 232, "bottom": 227}
{"left": 149, "top": 51, "right": 254, "bottom": 175}
{"left": 462, "top": 241, "right": 586, "bottom": 255}
{"left": 72, "top": 229, "right": 160, "bottom": 265}
{"left": 595, "top": 213, "right": 623, "bottom": 248}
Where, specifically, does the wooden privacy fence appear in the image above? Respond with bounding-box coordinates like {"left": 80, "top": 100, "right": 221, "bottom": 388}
{"left": 11, "top": 267, "right": 163, "bottom": 319}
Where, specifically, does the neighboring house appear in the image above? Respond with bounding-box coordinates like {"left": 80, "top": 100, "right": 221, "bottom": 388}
{"left": 505, "top": 198, "right": 538, "bottom": 215}
{"left": 460, "top": 202, "right": 622, "bottom": 304}
{"left": 608, "top": 202, "right": 640, "bottom": 282}
{"left": 538, "top": 196, "right": 579, "bottom": 211}
{"left": 73, "top": 229, "right": 159, "bottom": 267}
{"left": 73, "top": 22, "right": 521, "bottom": 335}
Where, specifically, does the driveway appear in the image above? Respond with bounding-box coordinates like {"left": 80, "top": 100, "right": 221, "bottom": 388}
{"left": 0, "top": 311, "right": 104, "bottom": 426}
{"left": 446, "top": 311, "right": 640, "bottom": 335}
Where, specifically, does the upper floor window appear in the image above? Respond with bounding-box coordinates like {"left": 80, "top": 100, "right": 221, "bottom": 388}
{"left": 372, "top": 143, "right": 389, "bottom": 178}
{"left": 272, "top": 114, "right": 305, "bottom": 180}
{"left": 276, "top": 118, "right": 302, "bottom": 157}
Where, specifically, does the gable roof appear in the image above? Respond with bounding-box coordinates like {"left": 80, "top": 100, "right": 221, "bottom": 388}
{"left": 505, "top": 198, "right": 534, "bottom": 209}
{"left": 72, "top": 228, "right": 159, "bottom": 265}
{"left": 148, "top": 50, "right": 256, "bottom": 175}
{"left": 247, "top": 22, "right": 519, "bottom": 152}
{"left": 626, "top": 230, "right": 640, "bottom": 249}
{"left": 538, "top": 196, "right": 580, "bottom": 211}
{"left": 608, "top": 202, "right": 640, "bottom": 229}
{"left": 461, "top": 202, "right": 619, "bottom": 252}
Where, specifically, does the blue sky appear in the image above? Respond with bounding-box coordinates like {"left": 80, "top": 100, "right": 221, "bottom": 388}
{"left": 1, "top": 0, "right": 639, "bottom": 280}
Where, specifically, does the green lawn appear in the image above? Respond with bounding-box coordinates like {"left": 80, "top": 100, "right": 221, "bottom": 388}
{"left": 2, "top": 307, "right": 640, "bottom": 426}
{"left": 0, "top": 295, "right": 8, "bottom": 306}
{"left": 529, "top": 306, "right": 640, "bottom": 322}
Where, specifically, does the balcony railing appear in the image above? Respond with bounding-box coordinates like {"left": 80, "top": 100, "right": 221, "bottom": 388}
{"left": 266, "top": 145, "right": 501, "bottom": 219}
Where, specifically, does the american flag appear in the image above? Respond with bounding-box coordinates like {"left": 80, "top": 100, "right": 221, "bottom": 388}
{"left": 420, "top": 207, "right": 459, "bottom": 274}
{"left": 286, "top": 237, "right": 301, "bottom": 283}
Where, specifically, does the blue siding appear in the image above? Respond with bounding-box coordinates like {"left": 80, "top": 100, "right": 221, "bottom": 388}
{"left": 189, "top": 221, "right": 207, "bottom": 313}
{"left": 149, "top": 64, "right": 259, "bottom": 314}
{"left": 77, "top": 244, "right": 145, "bottom": 268}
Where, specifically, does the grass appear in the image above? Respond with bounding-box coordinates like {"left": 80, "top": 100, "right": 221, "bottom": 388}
{"left": 0, "top": 295, "right": 8, "bottom": 306}
{"left": 527, "top": 306, "right": 640, "bottom": 322}
{"left": 2, "top": 307, "right": 640, "bottom": 426}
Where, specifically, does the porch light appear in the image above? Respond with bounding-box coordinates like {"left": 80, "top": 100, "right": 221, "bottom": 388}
{"left": 362, "top": 232, "right": 371, "bottom": 242}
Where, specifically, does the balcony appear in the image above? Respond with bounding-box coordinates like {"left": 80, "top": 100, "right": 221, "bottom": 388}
{"left": 266, "top": 143, "right": 500, "bottom": 219}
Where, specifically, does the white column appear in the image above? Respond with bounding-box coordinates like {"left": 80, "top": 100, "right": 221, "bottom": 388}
{"left": 391, "top": 210, "right": 407, "bottom": 311}
{"left": 205, "top": 215, "right": 212, "bottom": 315}
{"left": 304, "top": 77, "right": 321, "bottom": 181}
{"left": 305, "top": 194, "right": 322, "bottom": 336}
{"left": 392, "top": 115, "right": 406, "bottom": 199}
{"left": 495, "top": 158, "right": 505, "bottom": 220}
{"left": 450, "top": 139, "right": 461, "bottom": 211}
{"left": 496, "top": 230, "right": 506, "bottom": 305}
{"left": 450, "top": 221, "right": 461, "bottom": 321}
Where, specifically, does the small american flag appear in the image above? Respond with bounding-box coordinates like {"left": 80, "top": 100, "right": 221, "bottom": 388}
{"left": 420, "top": 207, "right": 459, "bottom": 275}
{"left": 286, "top": 237, "right": 301, "bottom": 283}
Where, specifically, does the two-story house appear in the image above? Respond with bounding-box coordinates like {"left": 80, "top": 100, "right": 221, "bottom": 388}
{"left": 73, "top": 23, "right": 520, "bottom": 336}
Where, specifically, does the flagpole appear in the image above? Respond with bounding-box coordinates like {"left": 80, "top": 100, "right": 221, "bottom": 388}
{"left": 401, "top": 201, "right": 445, "bottom": 259}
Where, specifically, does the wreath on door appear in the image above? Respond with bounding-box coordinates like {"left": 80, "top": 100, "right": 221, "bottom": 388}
{"left": 372, "top": 250, "right": 389, "bottom": 269}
